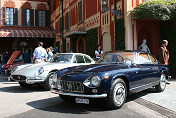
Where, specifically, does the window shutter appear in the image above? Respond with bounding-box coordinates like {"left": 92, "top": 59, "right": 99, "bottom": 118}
{"left": 45, "top": 10, "right": 50, "bottom": 27}
{"left": 30, "top": 9, "right": 34, "bottom": 26}
{"left": 35, "top": 10, "right": 39, "bottom": 26}
{"left": 13, "top": 8, "right": 18, "bottom": 25}
{"left": 2, "top": 7, "right": 6, "bottom": 25}
{"left": 22, "top": 8, "right": 26, "bottom": 26}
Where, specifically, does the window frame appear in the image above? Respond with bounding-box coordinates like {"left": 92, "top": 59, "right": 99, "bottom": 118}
{"left": 75, "top": 55, "right": 85, "bottom": 63}
{"left": 6, "top": 7, "right": 14, "bottom": 25}
{"left": 38, "top": 10, "right": 46, "bottom": 27}
{"left": 65, "top": 12, "right": 69, "bottom": 31}
{"left": 78, "top": 0, "right": 83, "bottom": 24}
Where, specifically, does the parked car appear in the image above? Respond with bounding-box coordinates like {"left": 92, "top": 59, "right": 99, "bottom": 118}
{"left": 50, "top": 50, "right": 169, "bottom": 109}
{"left": 11, "top": 53, "right": 95, "bottom": 90}
{"left": 2, "top": 58, "right": 23, "bottom": 75}
{"left": 1, "top": 51, "right": 23, "bottom": 75}
{"left": 8, "top": 63, "right": 33, "bottom": 81}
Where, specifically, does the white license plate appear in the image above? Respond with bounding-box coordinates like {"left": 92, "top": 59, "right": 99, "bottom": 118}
{"left": 75, "top": 98, "right": 89, "bottom": 104}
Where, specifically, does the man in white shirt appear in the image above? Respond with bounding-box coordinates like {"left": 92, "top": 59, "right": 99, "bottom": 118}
{"left": 33, "top": 42, "right": 47, "bottom": 63}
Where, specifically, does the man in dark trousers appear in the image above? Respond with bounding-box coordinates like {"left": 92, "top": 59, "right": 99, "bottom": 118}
{"left": 158, "top": 40, "right": 170, "bottom": 84}
{"left": 22, "top": 49, "right": 31, "bottom": 63}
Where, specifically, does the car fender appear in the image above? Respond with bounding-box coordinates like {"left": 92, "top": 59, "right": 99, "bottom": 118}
{"left": 112, "top": 74, "right": 130, "bottom": 93}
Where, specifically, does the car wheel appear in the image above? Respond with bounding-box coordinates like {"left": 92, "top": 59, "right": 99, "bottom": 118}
{"left": 155, "top": 73, "right": 166, "bottom": 92}
{"left": 59, "top": 94, "right": 75, "bottom": 102}
{"left": 106, "top": 78, "right": 127, "bottom": 109}
{"left": 43, "top": 72, "right": 55, "bottom": 90}
{"left": 19, "top": 82, "right": 32, "bottom": 88}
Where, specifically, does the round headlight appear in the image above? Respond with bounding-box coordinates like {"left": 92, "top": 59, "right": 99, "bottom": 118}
{"left": 90, "top": 76, "right": 101, "bottom": 87}
{"left": 38, "top": 67, "right": 44, "bottom": 75}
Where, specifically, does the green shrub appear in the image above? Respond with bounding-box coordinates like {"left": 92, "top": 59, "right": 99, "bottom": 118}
{"left": 115, "top": 18, "right": 125, "bottom": 50}
{"left": 85, "top": 28, "right": 98, "bottom": 58}
{"left": 133, "top": 0, "right": 176, "bottom": 21}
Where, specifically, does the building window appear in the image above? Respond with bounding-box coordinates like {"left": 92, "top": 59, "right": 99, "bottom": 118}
{"left": 26, "top": 9, "right": 30, "bottom": 26}
{"left": 78, "top": 1, "right": 83, "bottom": 23}
{"left": 38, "top": 10, "right": 46, "bottom": 27}
{"left": 65, "top": 12, "right": 69, "bottom": 31}
{"left": 2, "top": 7, "right": 18, "bottom": 26}
{"left": 23, "top": 9, "right": 34, "bottom": 26}
{"left": 6, "top": 8, "right": 14, "bottom": 25}
{"left": 53, "top": 0, "right": 56, "bottom": 12}
{"left": 102, "top": 0, "right": 109, "bottom": 13}
{"left": 60, "top": 17, "right": 63, "bottom": 33}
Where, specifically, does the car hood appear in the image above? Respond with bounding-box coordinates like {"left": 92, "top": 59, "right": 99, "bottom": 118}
{"left": 60, "top": 64, "right": 129, "bottom": 82}
{"left": 68, "top": 64, "right": 128, "bottom": 73}
{"left": 12, "top": 62, "right": 80, "bottom": 77}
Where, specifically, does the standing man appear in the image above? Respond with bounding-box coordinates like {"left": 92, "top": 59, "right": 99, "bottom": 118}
{"left": 33, "top": 42, "right": 47, "bottom": 63}
{"left": 158, "top": 40, "right": 170, "bottom": 84}
{"left": 159, "top": 40, "right": 169, "bottom": 65}
{"left": 22, "top": 49, "right": 31, "bottom": 63}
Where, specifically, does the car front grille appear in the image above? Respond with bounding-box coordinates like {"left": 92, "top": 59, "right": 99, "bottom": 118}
{"left": 59, "top": 80, "right": 84, "bottom": 93}
{"left": 12, "top": 75, "right": 26, "bottom": 81}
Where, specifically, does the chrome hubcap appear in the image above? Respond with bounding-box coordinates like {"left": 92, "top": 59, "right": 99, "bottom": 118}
{"left": 113, "top": 83, "right": 126, "bottom": 105}
{"left": 160, "top": 74, "right": 166, "bottom": 89}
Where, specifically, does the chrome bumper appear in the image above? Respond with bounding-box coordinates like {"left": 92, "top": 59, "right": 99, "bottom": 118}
{"left": 26, "top": 79, "right": 44, "bottom": 84}
{"left": 50, "top": 89, "right": 107, "bottom": 98}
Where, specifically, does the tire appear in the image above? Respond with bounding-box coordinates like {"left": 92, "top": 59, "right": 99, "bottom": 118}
{"left": 155, "top": 73, "right": 166, "bottom": 92}
{"left": 43, "top": 72, "right": 56, "bottom": 90}
{"left": 106, "top": 78, "right": 127, "bottom": 109}
{"left": 59, "top": 94, "right": 75, "bottom": 102}
{"left": 19, "top": 82, "right": 32, "bottom": 88}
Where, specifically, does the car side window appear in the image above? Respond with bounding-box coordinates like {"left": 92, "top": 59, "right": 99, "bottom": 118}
{"left": 149, "top": 55, "right": 158, "bottom": 64}
{"left": 138, "top": 53, "right": 151, "bottom": 64}
{"left": 84, "top": 56, "right": 92, "bottom": 63}
{"left": 75, "top": 55, "right": 85, "bottom": 63}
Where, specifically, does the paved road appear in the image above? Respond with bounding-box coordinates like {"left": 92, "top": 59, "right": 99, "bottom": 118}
{"left": 0, "top": 74, "right": 174, "bottom": 118}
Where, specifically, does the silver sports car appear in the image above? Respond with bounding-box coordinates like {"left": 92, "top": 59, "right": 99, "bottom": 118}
{"left": 11, "top": 53, "right": 95, "bottom": 90}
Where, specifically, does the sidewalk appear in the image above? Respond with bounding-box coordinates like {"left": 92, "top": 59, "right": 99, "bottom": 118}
{"left": 138, "top": 79, "right": 176, "bottom": 113}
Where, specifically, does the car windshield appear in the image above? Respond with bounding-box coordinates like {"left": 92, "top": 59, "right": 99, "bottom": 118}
{"left": 50, "top": 54, "right": 73, "bottom": 63}
{"left": 98, "top": 52, "right": 136, "bottom": 64}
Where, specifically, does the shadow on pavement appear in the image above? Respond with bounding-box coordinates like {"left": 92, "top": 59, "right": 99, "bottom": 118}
{"left": 26, "top": 88, "right": 158, "bottom": 114}
{"left": 127, "top": 87, "right": 157, "bottom": 101}
{"left": 0, "top": 85, "right": 47, "bottom": 93}
{"left": 0, "top": 74, "right": 9, "bottom": 82}
{"left": 27, "top": 97, "right": 116, "bottom": 114}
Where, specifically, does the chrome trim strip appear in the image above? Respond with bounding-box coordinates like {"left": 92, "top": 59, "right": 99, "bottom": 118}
{"left": 50, "top": 89, "right": 107, "bottom": 98}
{"left": 130, "top": 81, "right": 159, "bottom": 91}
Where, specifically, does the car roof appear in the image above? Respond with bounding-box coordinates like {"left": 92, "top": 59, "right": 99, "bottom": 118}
{"left": 105, "top": 50, "right": 149, "bottom": 54}
{"left": 55, "top": 53, "right": 85, "bottom": 55}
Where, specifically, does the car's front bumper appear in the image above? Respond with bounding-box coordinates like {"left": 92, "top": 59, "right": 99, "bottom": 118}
{"left": 11, "top": 75, "right": 45, "bottom": 84}
{"left": 26, "top": 79, "right": 45, "bottom": 84}
{"left": 50, "top": 89, "right": 107, "bottom": 98}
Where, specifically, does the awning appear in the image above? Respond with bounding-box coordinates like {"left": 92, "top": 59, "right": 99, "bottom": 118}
{"left": 0, "top": 29, "right": 55, "bottom": 38}
{"left": 64, "top": 27, "right": 87, "bottom": 37}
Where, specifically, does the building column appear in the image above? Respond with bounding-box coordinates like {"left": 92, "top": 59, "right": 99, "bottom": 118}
{"left": 124, "top": 0, "right": 133, "bottom": 50}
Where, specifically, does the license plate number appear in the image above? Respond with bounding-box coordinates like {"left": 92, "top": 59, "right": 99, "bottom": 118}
{"left": 75, "top": 98, "right": 89, "bottom": 104}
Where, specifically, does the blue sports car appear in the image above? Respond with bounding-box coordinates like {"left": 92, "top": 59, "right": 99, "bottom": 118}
{"left": 50, "top": 50, "right": 169, "bottom": 109}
